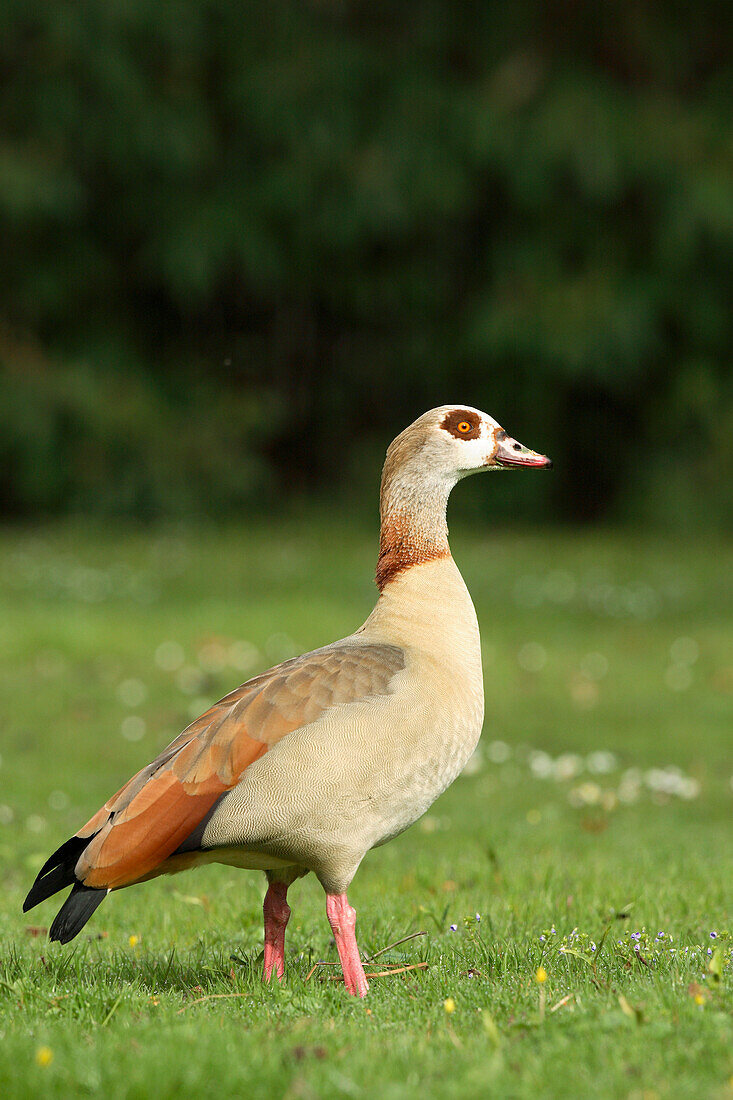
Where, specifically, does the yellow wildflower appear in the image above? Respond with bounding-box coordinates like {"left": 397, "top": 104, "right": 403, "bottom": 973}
{"left": 443, "top": 997, "right": 456, "bottom": 1014}
{"left": 129, "top": 935, "right": 140, "bottom": 948}
{"left": 535, "top": 966, "right": 548, "bottom": 983}
{"left": 35, "top": 1047, "right": 53, "bottom": 1068}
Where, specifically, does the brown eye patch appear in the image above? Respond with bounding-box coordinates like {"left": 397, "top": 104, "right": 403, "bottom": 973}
{"left": 440, "top": 409, "right": 481, "bottom": 440}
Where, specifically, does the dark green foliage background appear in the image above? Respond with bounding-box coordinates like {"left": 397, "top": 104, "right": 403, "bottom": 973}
{"left": 1, "top": 1, "right": 732, "bottom": 525}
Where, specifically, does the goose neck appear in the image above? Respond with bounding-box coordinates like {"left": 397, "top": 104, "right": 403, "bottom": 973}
{"left": 376, "top": 471, "right": 453, "bottom": 591}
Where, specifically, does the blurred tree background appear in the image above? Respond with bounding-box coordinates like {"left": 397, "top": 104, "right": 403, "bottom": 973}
{"left": 0, "top": 0, "right": 731, "bottom": 528}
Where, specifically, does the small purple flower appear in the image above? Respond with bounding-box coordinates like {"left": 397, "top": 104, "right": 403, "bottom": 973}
{"left": 707, "top": 948, "right": 712, "bottom": 956}
{"left": 710, "top": 931, "right": 717, "bottom": 939}
{"left": 631, "top": 932, "right": 641, "bottom": 941}
{"left": 539, "top": 935, "right": 546, "bottom": 943}
{"left": 475, "top": 913, "right": 481, "bottom": 923}
{"left": 449, "top": 924, "right": 458, "bottom": 932}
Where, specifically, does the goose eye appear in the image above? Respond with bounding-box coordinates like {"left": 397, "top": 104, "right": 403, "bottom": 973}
{"left": 457, "top": 421, "right": 472, "bottom": 434}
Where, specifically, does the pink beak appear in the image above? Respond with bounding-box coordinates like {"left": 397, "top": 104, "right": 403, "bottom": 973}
{"left": 494, "top": 431, "right": 553, "bottom": 469}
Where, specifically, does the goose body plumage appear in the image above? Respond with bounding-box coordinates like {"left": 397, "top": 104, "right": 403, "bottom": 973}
{"left": 191, "top": 555, "right": 484, "bottom": 892}
{"left": 24, "top": 405, "right": 551, "bottom": 995}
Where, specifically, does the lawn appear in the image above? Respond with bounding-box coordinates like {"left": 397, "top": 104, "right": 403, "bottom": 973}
{"left": 0, "top": 518, "right": 731, "bottom": 1099}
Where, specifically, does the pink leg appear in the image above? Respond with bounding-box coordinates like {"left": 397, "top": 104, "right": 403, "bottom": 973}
{"left": 263, "top": 881, "right": 291, "bottom": 982}
{"left": 326, "top": 893, "right": 369, "bottom": 998}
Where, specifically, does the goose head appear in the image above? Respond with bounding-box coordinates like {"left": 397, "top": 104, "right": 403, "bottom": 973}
{"left": 435, "top": 405, "right": 552, "bottom": 475}
{"left": 381, "top": 405, "right": 551, "bottom": 505}
{"left": 376, "top": 406, "right": 552, "bottom": 590}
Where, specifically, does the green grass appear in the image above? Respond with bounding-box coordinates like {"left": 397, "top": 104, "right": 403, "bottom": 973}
{"left": 0, "top": 518, "right": 731, "bottom": 1099}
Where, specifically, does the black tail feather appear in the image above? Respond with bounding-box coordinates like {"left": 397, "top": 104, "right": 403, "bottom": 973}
{"left": 24, "top": 833, "right": 108, "bottom": 943}
{"left": 37, "top": 835, "right": 89, "bottom": 880}
{"left": 23, "top": 862, "right": 77, "bottom": 912}
{"left": 23, "top": 835, "right": 90, "bottom": 912}
{"left": 49, "top": 883, "right": 107, "bottom": 944}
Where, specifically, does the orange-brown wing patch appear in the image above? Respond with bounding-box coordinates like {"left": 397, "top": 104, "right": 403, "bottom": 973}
{"left": 74, "top": 643, "right": 404, "bottom": 889}
{"left": 80, "top": 772, "right": 230, "bottom": 888}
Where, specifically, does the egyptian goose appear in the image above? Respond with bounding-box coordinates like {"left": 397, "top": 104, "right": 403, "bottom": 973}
{"left": 24, "top": 406, "right": 551, "bottom": 996}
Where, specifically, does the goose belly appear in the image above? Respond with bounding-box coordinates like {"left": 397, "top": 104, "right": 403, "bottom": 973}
{"left": 199, "top": 670, "right": 484, "bottom": 874}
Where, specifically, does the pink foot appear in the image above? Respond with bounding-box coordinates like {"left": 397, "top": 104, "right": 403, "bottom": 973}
{"left": 263, "top": 881, "right": 291, "bottom": 982}
{"left": 326, "top": 893, "right": 369, "bottom": 998}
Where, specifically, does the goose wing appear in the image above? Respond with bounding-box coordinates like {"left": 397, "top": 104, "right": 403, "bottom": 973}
{"left": 71, "top": 642, "right": 405, "bottom": 889}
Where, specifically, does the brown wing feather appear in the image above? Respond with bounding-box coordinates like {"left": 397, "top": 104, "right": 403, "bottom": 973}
{"left": 74, "top": 643, "right": 404, "bottom": 889}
